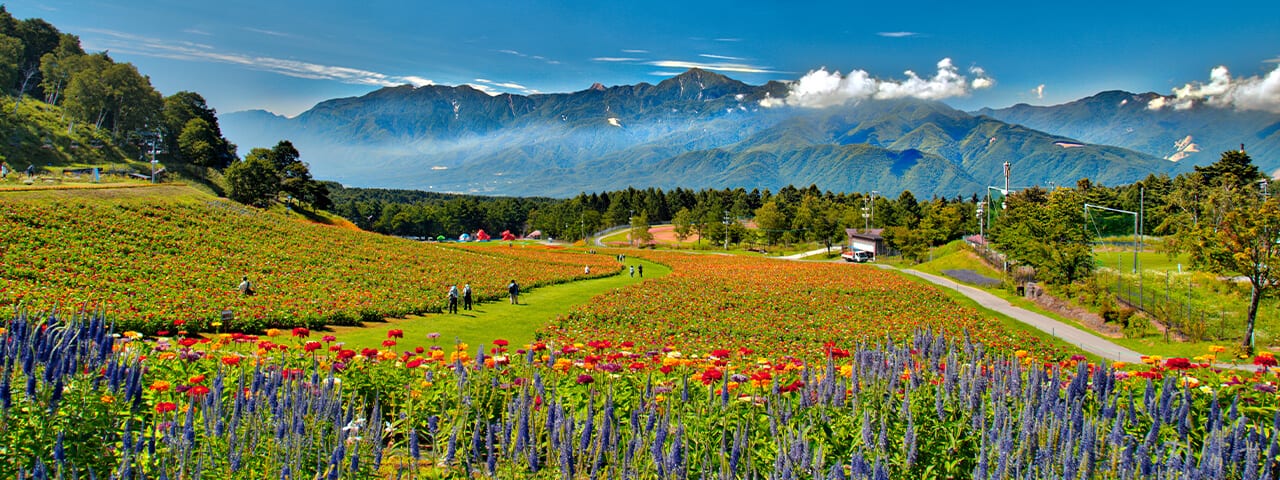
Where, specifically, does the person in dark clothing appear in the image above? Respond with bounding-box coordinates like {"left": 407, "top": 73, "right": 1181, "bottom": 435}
{"left": 638, "top": 264, "right": 643, "bottom": 277}
{"left": 462, "top": 283, "right": 473, "bottom": 310}
{"left": 507, "top": 279, "right": 520, "bottom": 304}
{"left": 447, "top": 285, "right": 459, "bottom": 314}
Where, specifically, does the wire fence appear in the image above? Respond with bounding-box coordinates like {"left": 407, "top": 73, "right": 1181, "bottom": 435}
{"left": 1107, "top": 269, "right": 1243, "bottom": 343}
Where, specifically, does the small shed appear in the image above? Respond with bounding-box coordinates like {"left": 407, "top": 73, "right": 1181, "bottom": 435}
{"left": 845, "top": 228, "right": 888, "bottom": 256}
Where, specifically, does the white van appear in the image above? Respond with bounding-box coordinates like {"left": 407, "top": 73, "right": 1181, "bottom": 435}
{"left": 841, "top": 250, "right": 873, "bottom": 263}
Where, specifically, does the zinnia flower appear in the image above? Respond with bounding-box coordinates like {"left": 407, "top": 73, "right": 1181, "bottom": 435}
{"left": 576, "top": 374, "right": 595, "bottom": 385}
{"left": 292, "top": 327, "right": 310, "bottom": 338}
{"left": 155, "top": 402, "right": 177, "bottom": 413}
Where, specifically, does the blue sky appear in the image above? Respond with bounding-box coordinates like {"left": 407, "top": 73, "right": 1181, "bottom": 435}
{"left": 8, "top": 0, "right": 1280, "bottom": 117}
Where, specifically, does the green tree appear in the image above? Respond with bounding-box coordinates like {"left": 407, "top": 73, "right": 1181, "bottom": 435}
{"left": 629, "top": 212, "right": 654, "bottom": 247}
{"left": 1178, "top": 184, "right": 1280, "bottom": 354}
{"left": 671, "top": 207, "right": 694, "bottom": 242}
{"left": 0, "top": 34, "right": 21, "bottom": 93}
{"left": 37, "top": 33, "right": 82, "bottom": 104}
{"left": 754, "top": 200, "right": 787, "bottom": 245}
{"left": 177, "top": 118, "right": 220, "bottom": 167}
{"left": 1195, "top": 149, "right": 1264, "bottom": 188}
{"left": 990, "top": 187, "right": 1095, "bottom": 284}
{"left": 225, "top": 156, "right": 279, "bottom": 207}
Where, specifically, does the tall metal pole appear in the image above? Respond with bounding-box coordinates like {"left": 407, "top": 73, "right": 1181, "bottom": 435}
{"left": 1003, "top": 161, "right": 1011, "bottom": 199}
{"left": 723, "top": 210, "right": 730, "bottom": 250}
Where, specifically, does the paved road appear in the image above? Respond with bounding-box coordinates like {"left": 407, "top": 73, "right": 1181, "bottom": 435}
{"left": 885, "top": 266, "right": 1147, "bottom": 363}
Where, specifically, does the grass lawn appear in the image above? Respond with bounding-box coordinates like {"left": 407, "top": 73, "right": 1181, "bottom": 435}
{"left": 1093, "top": 249, "right": 1191, "bottom": 273}
{"left": 911, "top": 241, "right": 1238, "bottom": 360}
{"left": 324, "top": 258, "right": 671, "bottom": 351}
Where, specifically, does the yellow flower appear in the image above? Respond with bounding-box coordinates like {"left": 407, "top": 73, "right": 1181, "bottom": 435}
{"left": 1014, "top": 350, "right": 1028, "bottom": 359}
{"left": 157, "top": 352, "right": 178, "bottom": 361}
{"left": 839, "top": 365, "right": 854, "bottom": 378}
{"left": 1208, "top": 345, "right": 1227, "bottom": 354}
{"left": 455, "top": 342, "right": 469, "bottom": 352}
{"left": 265, "top": 328, "right": 281, "bottom": 337}
{"left": 1112, "top": 361, "right": 1126, "bottom": 370}
{"left": 100, "top": 394, "right": 115, "bottom": 404}
{"left": 123, "top": 331, "right": 143, "bottom": 339}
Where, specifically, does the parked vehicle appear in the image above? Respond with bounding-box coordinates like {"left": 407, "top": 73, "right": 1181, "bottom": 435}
{"left": 841, "top": 250, "right": 873, "bottom": 263}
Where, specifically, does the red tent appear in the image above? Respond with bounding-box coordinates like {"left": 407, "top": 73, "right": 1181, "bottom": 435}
{"left": 501, "top": 230, "right": 516, "bottom": 241}
{"left": 476, "top": 229, "right": 491, "bottom": 241}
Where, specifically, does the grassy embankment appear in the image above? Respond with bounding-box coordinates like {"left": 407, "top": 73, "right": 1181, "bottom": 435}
{"left": 909, "top": 240, "right": 1266, "bottom": 360}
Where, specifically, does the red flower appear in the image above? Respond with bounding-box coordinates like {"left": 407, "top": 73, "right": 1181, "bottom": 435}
{"left": 322, "top": 335, "right": 337, "bottom": 343}
{"left": 188, "top": 374, "right": 206, "bottom": 384}
{"left": 337, "top": 349, "right": 356, "bottom": 361}
{"left": 629, "top": 362, "right": 647, "bottom": 371}
{"left": 303, "top": 341, "right": 322, "bottom": 352}
{"left": 1165, "top": 358, "right": 1193, "bottom": 370}
{"left": 156, "top": 330, "right": 170, "bottom": 336}
{"left": 221, "top": 356, "right": 242, "bottom": 366}
{"left": 407, "top": 358, "right": 424, "bottom": 369}
{"left": 361, "top": 348, "right": 379, "bottom": 359}
{"left": 659, "top": 365, "right": 673, "bottom": 374}
{"left": 174, "top": 319, "right": 186, "bottom": 326}
{"left": 494, "top": 339, "right": 509, "bottom": 347}
{"left": 291, "top": 327, "right": 310, "bottom": 338}
{"left": 1255, "top": 355, "right": 1278, "bottom": 367}
{"left": 700, "top": 368, "right": 724, "bottom": 385}
{"left": 178, "top": 338, "right": 199, "bottom": 347}
{"left": 576, "top": 374, "right": 595, "bottom": 384}
{"left": 382, "top": 339, "right": 397, "bottom": 348}
{"left": 155, "top": 402, "right": 177, "bottom": 413}
{"left": 415, "top": 346, "right": 425, "bottom": 354}
{"left": 620, "top": 341, "right": 635, "bottom": 348}
{"left": 711, "top": 349, "right": 732, "bottom": 359}
{"left": 188, "top": 385, "right": 211, "bottom": 396}
{"left": 387, "top": 329, "right": 404, "bottom": 339}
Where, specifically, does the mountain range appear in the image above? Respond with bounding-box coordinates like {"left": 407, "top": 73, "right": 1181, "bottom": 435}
{"left": 220, "top": 69, "right": 1276, "bottom": 198}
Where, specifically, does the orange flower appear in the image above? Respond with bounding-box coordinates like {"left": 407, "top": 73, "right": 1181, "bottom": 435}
{"left": 150, "top": 380, "right": 171, "bottom": 392}
{"left": 188, "top": 374, "right": 206, "bottom": 384}
{"left": 221, "top": 355, "right": 242, "bottom": 366}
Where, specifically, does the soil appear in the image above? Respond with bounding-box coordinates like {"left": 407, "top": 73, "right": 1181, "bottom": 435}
{"left": 1028, "top": 291, "right": 1125, "bottom": 338}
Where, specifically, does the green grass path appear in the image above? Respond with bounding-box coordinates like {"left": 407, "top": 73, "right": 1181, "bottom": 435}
{"left": 325, "top": 259, "right": 670, "bottom": 351}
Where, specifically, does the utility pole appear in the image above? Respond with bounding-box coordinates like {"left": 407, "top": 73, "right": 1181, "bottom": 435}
{"left": 721, "top": 211, "right": 732, "bottom": 252}
{"left": 1003, "top": 161, "right": 1011, "bottom": 201}
{"left": 870, "top": 191, "right": 879, "bottom": 229}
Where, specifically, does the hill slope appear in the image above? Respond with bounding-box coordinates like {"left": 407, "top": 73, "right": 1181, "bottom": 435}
{"left": 0, "top": 185, "right": 618, "bottom": 332}
{"left": 977, "top": 91, "right": 1280, "bottom": 175}
{"left": 222, "top": 71, "right": 1170, "bottom": 197}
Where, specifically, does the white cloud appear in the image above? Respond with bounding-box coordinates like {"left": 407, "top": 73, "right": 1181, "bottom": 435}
{"left": 714, "top": 38, "right": 743, "bottom": 42}
{"left": 471, "top": 78, "right": 537, "bottom": 95}
{"left": 497, "top": 49, "right": 560, "bottom": 65}
{"left": 1147, "top": 63, "right": 1280, "bottom": 113}
{"left": 592, "top": 57, "right": 643, "bottom": 62}
{"left": 649, "top": 71, "right": 684, "bottom": 77}
{"left": 647, "top": 60, "right": 775, "bottom": 74}
{"left": 243, "top": 27, "right": 295, "bottom": 38}
{"left": 700, "top": 54, "right": 746, "bottom": 61}
{"left": 1032, "top": 84, "right": 1045, "bottom": 99}
{"left": 84, "top": 28, "right": 431, "bottom": 88}
{"left": 761, "top": 58, "right": 995, "bottom": 108}
{"left": 622, "top": 49, "right": 649, "bottom": 54}
{"left": 183, "top": 28, "right": 211, "bottom": 36}
{"left": 877, "top": 32, "right": 919, "bottom": 38}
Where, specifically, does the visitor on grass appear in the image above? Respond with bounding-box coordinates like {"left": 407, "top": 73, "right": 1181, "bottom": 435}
{"left": 638, "top": 264, "right": 643, "bottom": 277}
{"left": 629, "top": 265, "right": 634, "bottom": 277}
{"left": 0, "top": 161, "right": 8, "bottom": 179}
{"left": 463, "top": 282, "right": 473, "bottom": 310}
{"left": 447, "top": 285, "right": 459, "bottom": 314}
{"left": 508, "top": 279, "right": 520, "bottom": 305}
{"left": 238, "top": 276, "right": 255, "bottom": 296}
{"left": 585, "top": 265, "right": 590, "bottom": 274}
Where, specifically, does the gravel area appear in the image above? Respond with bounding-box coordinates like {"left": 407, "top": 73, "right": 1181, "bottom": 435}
{"left": 942, "top": 269, "right": 1002, "bottom": 287}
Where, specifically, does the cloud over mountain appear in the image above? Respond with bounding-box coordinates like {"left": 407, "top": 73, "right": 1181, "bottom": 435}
{"left": 1147, "top": 63, "right": 1280, "bottom": 113}
{"left": 760, "top": 58, "right": 994, "bottom": 108}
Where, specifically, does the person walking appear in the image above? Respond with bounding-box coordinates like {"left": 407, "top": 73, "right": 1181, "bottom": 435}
{"left": 638, "top": 264, "right": 643, "bottom": 277}
{"left": 447, "top": 285, "right": 459, "bottom": 314}
{"left": 584, "top": 265, "right": 591, "bottom": 274}
{"left": 629, "top": 265, "right": 635, "bottom": 277}
{"left": 238, "top": 276, "right": 255, "bottom": 296}
{"left": 462, "top": 283, "right": 473, "bottom": 311}
{"left": 507, "top": 279, "right": 520, "bottom": 304}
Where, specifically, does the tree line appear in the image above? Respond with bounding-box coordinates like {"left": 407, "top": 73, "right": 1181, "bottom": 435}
{"left": 1, "top": 7, "right": 327, "bottom": 210}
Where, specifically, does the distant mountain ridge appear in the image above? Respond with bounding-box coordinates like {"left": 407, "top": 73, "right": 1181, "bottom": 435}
{"left": 977, "top": 91, "right": 1280, "bottom": 175}
{"left": 221, "top": 70, "right": 1174, "bottom": 198}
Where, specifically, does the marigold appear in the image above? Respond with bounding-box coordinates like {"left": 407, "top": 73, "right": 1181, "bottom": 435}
{"left": 150, "top": 380, "right": 171, "bottom": 392}
{"left": 221, "top": 355, "right": 242, "bottom": 366}
{"left": 1208, "top": 345, "right": 1227, "bottom": 354}
{"left": 265, "top": 328, "right": 281, "bottom": 337}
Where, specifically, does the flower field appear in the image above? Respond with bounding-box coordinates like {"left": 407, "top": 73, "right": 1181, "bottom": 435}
{"left": 544, "top": 251, "right": 1065, "bottom": 363}
{"left": 5, "top": 311, "right": 1280, "bottom": 478}
{"left": 0, "top": 196, "right": 619, "bottom": 333}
